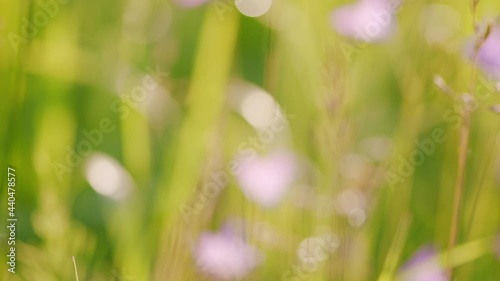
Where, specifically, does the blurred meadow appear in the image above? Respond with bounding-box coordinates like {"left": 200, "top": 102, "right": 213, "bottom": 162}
{"left": 1, "top": 0, "right": 500, "bottom": 280}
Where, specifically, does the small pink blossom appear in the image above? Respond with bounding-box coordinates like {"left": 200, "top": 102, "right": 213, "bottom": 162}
{"left": 467, "top": 27, "right": 500, "bottom": 78}
{"left": 399, "top": 246, "right": 449, "bottom": 281}
{"left": 194, "top": 226, "right": 261, "bottom": 280}
{"left": 175, "top": 0, "right": 211, "bottom": 8}
{"left": 236, "top": 151, "right": 297, "bottom": 208}
{"left": 330, "top": 0, "right": 397, "bottom": 42}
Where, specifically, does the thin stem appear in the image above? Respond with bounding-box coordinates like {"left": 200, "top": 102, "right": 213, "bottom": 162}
{"left": 447, "top": 18, "right": 481, "bottom": 277}
{"left": 448, "top": 114, "right": 471, "bottom": 275}
{"left": 466, "top": 121, "right": 500, "bottom": 236}
{"left": 72, "top": 256, "right": 80, "bottom": 281}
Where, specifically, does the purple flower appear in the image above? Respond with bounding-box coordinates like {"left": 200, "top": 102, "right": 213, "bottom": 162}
{"left": 194, "top": 225, "right": 261, "bottom": 280}
{"left": 330, "top": 0, "right": 397, "bottom": 42}
{"left": 469, "top": 27, "right": 500, "bottom": 78}
{"left": 175, "top": 0, "right": 210, "bottom": 8}
{"left": 399, "top": 246, "right": 449, "bottom": 281}
{"left": 235, "top": 150, "right": 297, "bottom": 208}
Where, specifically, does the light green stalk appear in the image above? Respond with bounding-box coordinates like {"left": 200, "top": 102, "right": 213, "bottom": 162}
{"left": 153, "top": 7, "right": 240, "bottom": 279}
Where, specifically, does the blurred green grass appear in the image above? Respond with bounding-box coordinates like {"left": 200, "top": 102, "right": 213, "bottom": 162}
{"left": 1, "top": 0, "right": 500, "bottom": 280}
